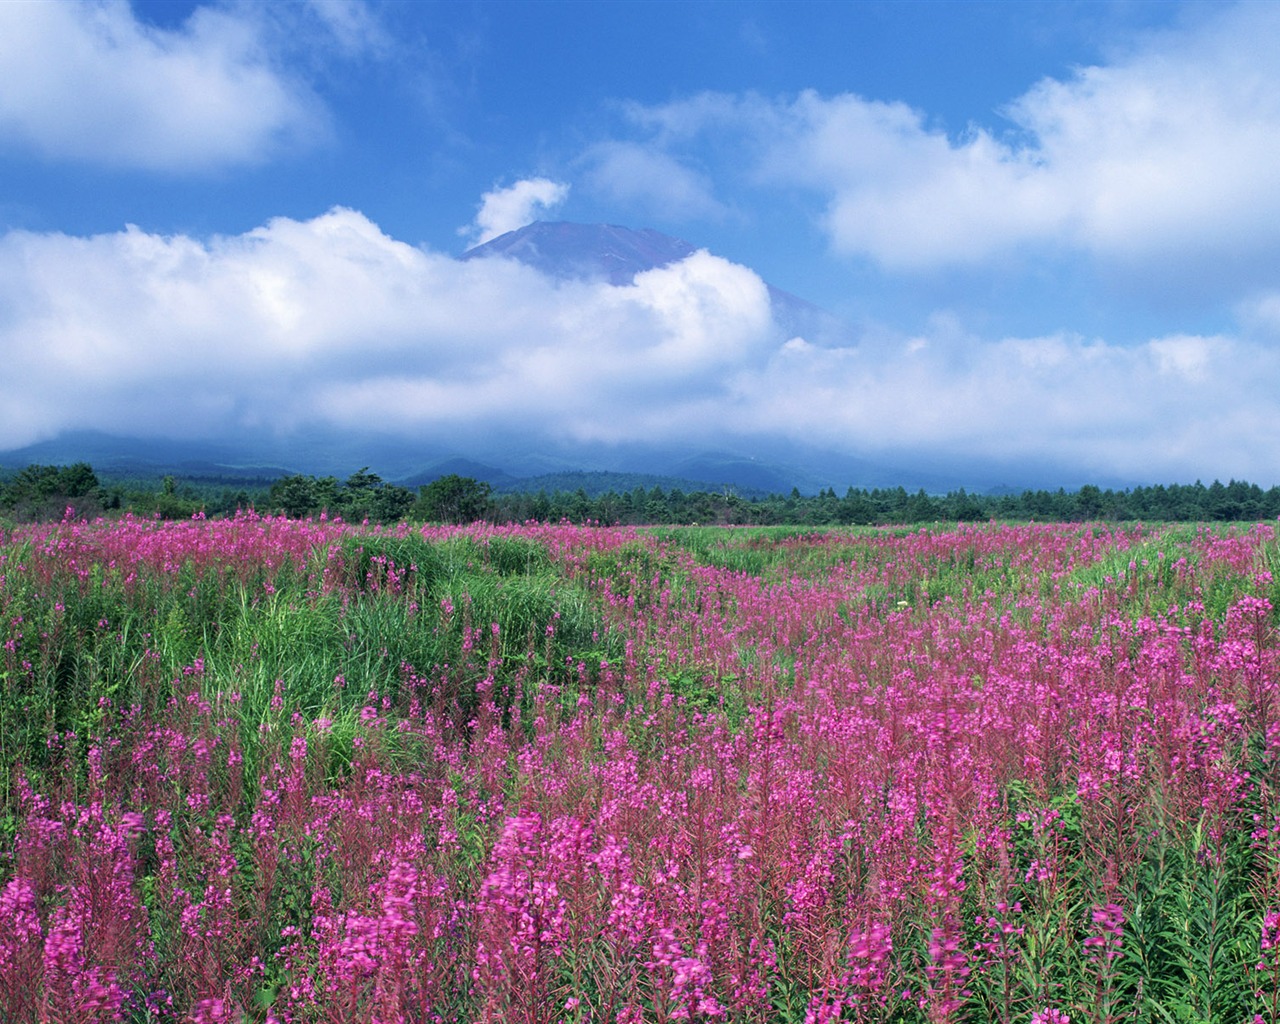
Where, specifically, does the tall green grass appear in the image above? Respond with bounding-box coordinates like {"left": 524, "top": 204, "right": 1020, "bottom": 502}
{"left": 0, "top": 529, "right": 623, "bottom": 824}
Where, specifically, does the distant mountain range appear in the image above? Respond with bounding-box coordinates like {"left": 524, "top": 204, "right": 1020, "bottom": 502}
{"left": 0, "top": 222, "right": 1128, "bottom": 495}
{"left": 0, "top": 426, "right": 1091, "bottom": 498}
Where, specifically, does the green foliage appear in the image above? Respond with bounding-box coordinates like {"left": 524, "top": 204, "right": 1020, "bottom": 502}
{"left": 662, "top": 666, "right": 749, "bottom": 729}
{"left": 0, "top": 461, "right": 101, "bottom": 519}
{"left": 414, "top": 474, "right": 493, "bottom": 524}
{"left": 1121, "top": 821, "right": 1259, "bottom": 1023}
{"left": 0, "top": 526, "right": 627, "bottom": 829}
{"left": 269, "top": 474, "right": 325, "bottom": 518}
{"left": 9, "top": 459, "right": 1280, "bottom": 528}
{"left": 263, "top": 471, "right": 414, "bottom": 521}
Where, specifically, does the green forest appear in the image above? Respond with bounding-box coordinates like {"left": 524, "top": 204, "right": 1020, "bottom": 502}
{"left": 3, "top": 460, "right": 1280, "bottom": 525}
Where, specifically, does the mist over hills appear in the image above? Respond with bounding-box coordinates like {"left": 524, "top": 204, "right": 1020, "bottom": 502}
{"left": 0, "top": 221, "right": 1137, "bottom": 495}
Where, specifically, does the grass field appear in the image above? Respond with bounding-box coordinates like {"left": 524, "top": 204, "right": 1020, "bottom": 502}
{"left": 1, "top": 513, "right": 1278, "bottom": 1022}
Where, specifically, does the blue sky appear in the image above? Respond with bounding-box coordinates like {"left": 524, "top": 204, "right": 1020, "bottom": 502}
{"left": 3, "top": 0, "right": 1279, "bottom": 486}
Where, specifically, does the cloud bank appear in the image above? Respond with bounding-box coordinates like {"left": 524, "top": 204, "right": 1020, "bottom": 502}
{"left": 3, "top": 208, "right": 1279, "bottom": 483}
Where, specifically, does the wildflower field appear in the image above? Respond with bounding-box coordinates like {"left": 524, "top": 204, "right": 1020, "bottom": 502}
{"left": 1, "top": 513, "right": 1278, "bottom": 1023}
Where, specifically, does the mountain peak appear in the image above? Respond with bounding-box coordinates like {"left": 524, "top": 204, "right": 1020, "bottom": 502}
{"left": 460, "top": 221, "right": 699, "bottom": 285}
{"left": 460, "top": 219, "right": 847, "bottom": 346}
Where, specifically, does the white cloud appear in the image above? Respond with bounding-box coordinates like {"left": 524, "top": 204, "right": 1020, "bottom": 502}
{"left": 580, "top": 141, "right": 727, "bottom": 221}
{"left": 304, "top": 0, "right": 391, "bottom": 59}
{"left": 2, "top": 209, "right": 1280, "bottom": 483}
{"left": 621, "top": 3, "right": 1280, "bottom": 273}
{"left": 0, "top": 208, "right": 777, "bottom": 448}
{"left": 462, "top": 178, "right": 570, "bottom": 246}
{"left": 625, "top": 251, "right": 771, "bottom": 367}
{"left": 772, "top": 91, "right": 1068, "bottom": 269}
{"left": 1237, "top": 291, "right": 1280, "bottom": 338}
{"left": 737, "top": 327, "right": 1280, "bottom": 482}
{"left": 0, "top": 0, "right": 324, "bottom": 171}
{"left": 1147, "top": 335, "right": 1212, "bottom": 381}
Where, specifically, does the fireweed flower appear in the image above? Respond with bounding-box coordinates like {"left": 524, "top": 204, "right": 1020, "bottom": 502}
{"left": 1084, "top": 903, "right": 1125, "bottom": 962}
{"left": 848, "top": 922, "right": 894, "bottom": 993}
{"left": 649, "top": 927, "right": 725, "bottom": 1020}
{"left": 6, "top": 518, "right": 1280, "bottom": 1021}
{"left": 924, "top": 923, "right": 971, "bottom": 1018}
{"left": 0, "top": 876, "right": 43, "bottom": 1018}
{"left": 1259, "top": 909, "right": 1280, "bottom": 970}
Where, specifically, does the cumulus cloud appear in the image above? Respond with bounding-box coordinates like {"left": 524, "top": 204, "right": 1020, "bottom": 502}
{"left": 0, "top": 0, "right": 325, "bottom": 171}
{"left": 2, "top": 208, "right": 1280, "bottom": 483}
{"left": 462, "top": 178, "right": 570, "bottom": 246}
{"left": 0, "top": 208, "right": 774, "bottom": 449}
{"left": 617, "top": 3, "right": 1280, "bottom": 274}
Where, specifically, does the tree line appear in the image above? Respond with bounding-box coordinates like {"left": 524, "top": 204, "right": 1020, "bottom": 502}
{"left": 489, "top": 479, "right": 1280, "bottom": 525}
{"left": 3, "top": 462, "right": 1280, "bottom": 525}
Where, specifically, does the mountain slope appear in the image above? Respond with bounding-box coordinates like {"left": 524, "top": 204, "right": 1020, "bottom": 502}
{"left": 461, "top": 222, "right": 697, "bottom": 285}
{"left": 461, "top": 221, "right": 843, "bottom": 343}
